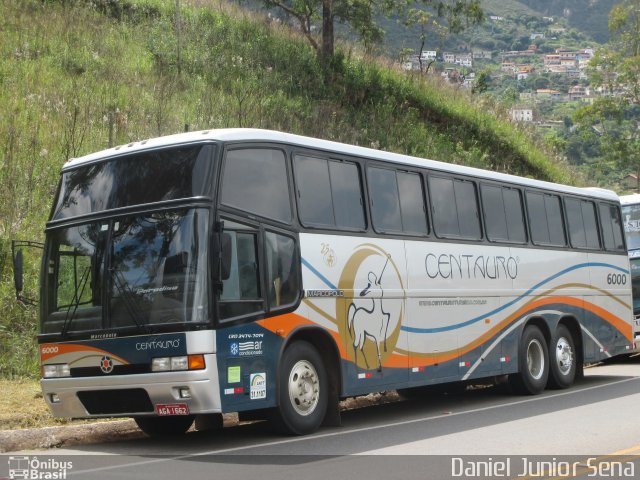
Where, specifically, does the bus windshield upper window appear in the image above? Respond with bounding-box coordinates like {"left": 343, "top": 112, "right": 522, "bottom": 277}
{"left": 52, "top": 145, "right": 213, "bottom": 220}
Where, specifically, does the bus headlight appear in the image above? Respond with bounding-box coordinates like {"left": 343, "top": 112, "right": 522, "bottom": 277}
{"left": 171, "top": 356, "right": 189, "bottom": 371}
{"left": 43, "top": 364, "right": 71, "bottom": 378}
{"left": 152, "top": 355, "right": 205, "bottom": 372}
{"left": 151, "top": 357, "right": 171, "bottom": 372}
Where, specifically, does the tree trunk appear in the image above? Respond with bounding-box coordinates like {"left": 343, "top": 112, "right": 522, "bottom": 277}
{"left": 321, "top": 0, "right": 334, "bottom": 60}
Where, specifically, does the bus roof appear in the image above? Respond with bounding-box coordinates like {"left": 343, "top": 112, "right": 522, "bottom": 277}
{"left": 64, "top": 128, "right": 619, "bottom": 202}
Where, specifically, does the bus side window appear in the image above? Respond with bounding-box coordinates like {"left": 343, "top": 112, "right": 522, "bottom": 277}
{"left": 265, "top": 231, "right": 299, "bottom": 309}
{"left": 565, "top": 198, "right": 600, "bottom": 249}
{"left": 599, "top": 203, "right": 625, "bottom": 251}
{"left": 430, "top": 176, "right": 481, "bottom": 240}
{"left": 398, "top": 172, "right": 429, "bottom": 235}
{"left": 369, "top": 167, "right": 402, "bottom": 233}
{"left": 221, "top": 148, "right": 292, "bottom": 224}
{"left": 219, "top": 221, "right": 264, "bottom": 322}
{"left": 481, "top": 185, "right": 526, "bottom": 243}
{"left": 526, "top": 191, "right": 566, "bottom": 247}
{"left": 294, "top": 154, "right": 365, "bottom": 231}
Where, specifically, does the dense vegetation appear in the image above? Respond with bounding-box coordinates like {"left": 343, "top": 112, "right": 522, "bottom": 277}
{"left": 0, "top": 0, "right": 573, "bottom": 378}
{"left": 518, "top": 0, "right": 616, "bottom": 43}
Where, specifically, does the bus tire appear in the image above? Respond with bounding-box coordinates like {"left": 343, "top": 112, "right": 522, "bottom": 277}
{"left": 547, "top": 324, "right": 576, "bottom": 389}
{"left": 272, "top": 341, "right": 328, "bottom": 435}
{"left": 509, "top": 325, "right": 549, "bottom": 395}
{"left": 134, "top": 415, "right": 194, "bottom": 436}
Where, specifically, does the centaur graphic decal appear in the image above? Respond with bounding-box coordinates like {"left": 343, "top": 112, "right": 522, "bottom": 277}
{"left": 336, "top": 244, "right": 404, "bottom": 371}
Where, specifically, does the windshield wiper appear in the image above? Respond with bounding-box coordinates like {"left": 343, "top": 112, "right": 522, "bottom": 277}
{"left": 110, "top": 268, "right": 149, "bottom": 333}
{"left": 60, "top": 266, "right": 91, "bottom": 338}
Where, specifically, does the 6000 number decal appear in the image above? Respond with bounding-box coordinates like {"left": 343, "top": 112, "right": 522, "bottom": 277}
{"left": 607, "top": 273, "right": 627, "bottom": 285}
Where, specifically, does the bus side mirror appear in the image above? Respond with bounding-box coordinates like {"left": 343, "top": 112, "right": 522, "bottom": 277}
{"left": 11, "top": 239, "right": 44, "bottom": 306}
{"left": 220, "top": 233, "right": 232, "bottom": 281}
{"left": 13, "top": 249, "right": 24, "bottom": 296}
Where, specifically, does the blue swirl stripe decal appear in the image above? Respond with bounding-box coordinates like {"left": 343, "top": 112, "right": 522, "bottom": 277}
{"left": 302, "top": 257, "right": 338, "bottom": 290}
{"left": 302, "top": 257, "right": 628, "bottom": 335}
{"left": 401, "top": 262, "right": 628, "bottom": 334}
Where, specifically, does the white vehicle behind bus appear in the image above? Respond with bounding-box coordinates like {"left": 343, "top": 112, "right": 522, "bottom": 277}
{"left": 619, "top": 193, "right": 640, "bottom": 349}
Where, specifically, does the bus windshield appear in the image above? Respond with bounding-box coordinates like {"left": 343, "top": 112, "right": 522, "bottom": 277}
{"left": 622, "top": 203, "right": 640, "bottom": 252}
{"left": 42, "top": 208, "right": 209, "bottom": 336}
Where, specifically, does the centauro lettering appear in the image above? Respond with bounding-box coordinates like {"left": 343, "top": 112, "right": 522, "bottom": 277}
{"left": 425, "top": 253, "right": 518, "bottom": 280}
{"left": 135, "top": 339, "right": 181, "bottom": 350}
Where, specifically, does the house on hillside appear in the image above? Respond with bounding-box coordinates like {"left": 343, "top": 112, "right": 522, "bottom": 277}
{"left": 473, "top": 50, "right": 492, "bottom": 60}
{"left": 501, "top": 61, "right": 516, "bottom": 73}
{"left": 443, "top": 52, "right": 455, "bottom": 64}
{"left": 510, "top": 107, "right": 534, "bottom": 122}
{"left": 420, "top": 50, "right": 437, "bottom": 61}
{"left": 622, "top": 174, "right": 639, "bottom": 191}
{"left": 536, "top": 89, "right": 563, "bottom": 100}
{"left": 455, "top": 53, "right": 473, "bottom": 67}
{"left": 569, "top": 85, "right": 590, "bottom": 101}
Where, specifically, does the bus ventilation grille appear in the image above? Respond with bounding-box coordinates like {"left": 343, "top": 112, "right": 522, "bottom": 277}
{"left": 77, "top": 388, "right": 154, "bottom": 415}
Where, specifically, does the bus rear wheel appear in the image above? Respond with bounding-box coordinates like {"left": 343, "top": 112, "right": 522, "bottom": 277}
{"left": 272, "top": 341, "right": 328, "bottom": 435}
{"left": 134, "top": 415, "right": 194, "bottom": 436}
{"left": 547, "top": 324, "right": 576, "bottom": 389}
{"left": 509, "top": 325, "right": 549, "bottom": 395}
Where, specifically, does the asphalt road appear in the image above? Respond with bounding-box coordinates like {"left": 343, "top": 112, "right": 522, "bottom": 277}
{"left": 3, "top": 356, "right": 640, "bottom": 480}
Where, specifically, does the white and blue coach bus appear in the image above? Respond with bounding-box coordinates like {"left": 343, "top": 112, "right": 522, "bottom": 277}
{"left": 16, "top": 129, "right": 633, "bottom": 436}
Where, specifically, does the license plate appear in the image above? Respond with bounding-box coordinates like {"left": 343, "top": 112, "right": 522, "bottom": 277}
{"left": 155, "top": 403, "right": 190, "bottom": 416}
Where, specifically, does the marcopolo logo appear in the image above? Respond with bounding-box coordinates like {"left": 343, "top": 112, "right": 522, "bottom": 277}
{"left": 8, "top": 456, "right": 73, "bottom": 479}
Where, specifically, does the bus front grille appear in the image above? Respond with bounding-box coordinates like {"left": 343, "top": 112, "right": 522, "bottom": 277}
{"left": 77, "top": 388, "right": 154, "bottom": 415}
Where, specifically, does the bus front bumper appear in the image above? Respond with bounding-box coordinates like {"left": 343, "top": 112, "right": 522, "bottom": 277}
{"left": 41, "top": 354, "right": 222, "bottom": 418}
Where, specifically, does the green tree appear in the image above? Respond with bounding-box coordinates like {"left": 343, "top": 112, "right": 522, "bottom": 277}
{"left": 574, "top": 0, "right": 640, "bottom": 190}
{"left": 264, "top": 0, "right": 483, "bottom": 61}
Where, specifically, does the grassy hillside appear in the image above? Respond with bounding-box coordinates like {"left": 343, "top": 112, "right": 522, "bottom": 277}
{"left": 0, "top": 0, "right": 575, "bottom": 378}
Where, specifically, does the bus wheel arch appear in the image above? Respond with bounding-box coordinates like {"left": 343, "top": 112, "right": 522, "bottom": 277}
{"left": 273, "top": 328, "right": 342, "bottom": 434}
{"left": 548, "top": 318, "right": 581, "bottom": 389}
{"left": 509, "top": 319, "right": 550, "bottom": 395}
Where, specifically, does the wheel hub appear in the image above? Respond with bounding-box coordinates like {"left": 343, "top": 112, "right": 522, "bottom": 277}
{"left": 288, "top": 360, "right": 319, "bottom": 416}
{"left": 527, "top": 338, "right": 545, "bottom": 380}
{"left": 555, "top": 337, "right": 573, "bottom": 375}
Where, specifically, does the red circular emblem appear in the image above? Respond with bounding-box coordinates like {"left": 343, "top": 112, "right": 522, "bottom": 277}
{"left": 100, "top": 355, "right": 114, "bottom": 374}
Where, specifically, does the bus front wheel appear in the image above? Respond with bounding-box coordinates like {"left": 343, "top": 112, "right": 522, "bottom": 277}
{"left": 134, "top": 415, "right": 194, "bottom": 436}
{"left": 272, "top": 341, "right": 328, "bottom": 435}
{"left": 509, "top": 325, "right": 549, "bottom": 395}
